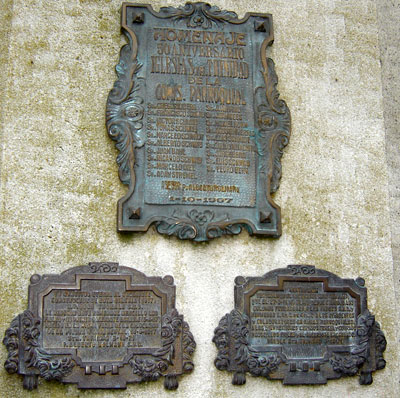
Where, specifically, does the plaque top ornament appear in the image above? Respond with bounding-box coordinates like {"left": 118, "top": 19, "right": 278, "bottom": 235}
{"left": 106, "top": 2, "right": 291, "bottom": 241}
{"left": 3, "top": 263, "right": 195, "bottom": 391}
{"left": 213, "top": 265, "right": 386, "bottom": 386}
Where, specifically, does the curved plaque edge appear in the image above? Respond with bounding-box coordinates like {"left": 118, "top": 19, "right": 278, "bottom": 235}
{"left": 117, "top": 209, "right": 282, "bottom": 242}
{"left": 106, "top": 22, "right": 144, "bottom": 189}
{"left": 258, "top": 57, "right": 291, "bottom": 195}
{"left": 124, "top": 2, "right": 274, "bottom": 29}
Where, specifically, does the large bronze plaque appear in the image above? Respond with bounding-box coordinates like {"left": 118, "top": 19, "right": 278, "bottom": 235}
{"left": 3, "top": 263, "right": 195, "bottom": 390}
{"left": 213, "top": 265, "right": 386, "bottom": 385}
{"left": 106, "top": 2, "right": 291, "bottom": 241}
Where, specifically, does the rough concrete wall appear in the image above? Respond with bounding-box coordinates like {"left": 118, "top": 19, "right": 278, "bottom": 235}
{"left": 0, "top": 0, "right": 15, "bottom": 184}
{"left": 377, "top": 0, "right": 400, "bottom": 330}
{"left": 0, "top": 1, "right": 398, "bottom": 397}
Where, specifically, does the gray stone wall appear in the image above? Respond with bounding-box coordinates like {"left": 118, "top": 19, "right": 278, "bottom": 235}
{"left": 378, "top": 0, "right": 400, "bottom": 321}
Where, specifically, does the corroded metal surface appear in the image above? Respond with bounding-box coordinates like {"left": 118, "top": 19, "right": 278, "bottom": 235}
{"left": 213, "top": 265, "right": 386, "bottom": 385}
{"left": 3, "top": 263, "right": 195, "bottom": 390}
{"left": 106, "top": 2, "right": 291, "bottom": 241}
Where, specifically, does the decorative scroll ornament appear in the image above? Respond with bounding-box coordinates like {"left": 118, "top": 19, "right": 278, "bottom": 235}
{"left": 213, "top": 266, "right": 386, "bottom": 385}
{"left": 3, "top": 311, "right": 75, "bottom": 390}
{"left": 213, "top": 310, "right": 280, "bottom": 385}
{"left": 155, "top": 209, "right": 250, "bottom": 241}
{"left": 129, "top": 309, "right": 195, "bottom": 389}
{"left": 253, "top": 59, "right": 291, "bottom": 192}
{"left": 158, "top": 2, "right": 238, "bottom": 29}
{"left": 3, "top": 263, "right": 195, "bottom": 391}
{"left": 106, "top": 58, "right": 145, "bottom": 186}
{"left": 106, "top": 2, "right": 291, "bottom": 241}
{"left": 330, "top": 311, "right": 387, "bottom": 384}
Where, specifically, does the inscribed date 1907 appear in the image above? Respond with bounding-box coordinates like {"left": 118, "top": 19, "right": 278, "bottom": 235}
{"left": 106, "top": 2, "right": 291, "bottom": 241}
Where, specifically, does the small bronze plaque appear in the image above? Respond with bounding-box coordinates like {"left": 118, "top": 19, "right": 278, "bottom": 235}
{"left": 3, "top": 263, "right": 195, "bottom": 390}
{"left": 106, "top": 2, "right": 291, "bottom": 241}
{"left": 213, "top": 265, "right": 386, "bottom": 385}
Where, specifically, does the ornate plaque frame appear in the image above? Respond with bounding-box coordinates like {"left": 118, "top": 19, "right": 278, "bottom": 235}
{"left": 106, "top": 2, "right": 291, "bottom": 241}
{"left": 3, "top": 263, "right": 195, "bottom": 390}
{"left": 213, "top": 265, "right": 386, "bottom": 385}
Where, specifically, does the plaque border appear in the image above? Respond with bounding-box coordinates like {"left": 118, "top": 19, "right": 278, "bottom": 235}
{"left": 213, "top": 265, "right": 386, "bottom": 386}
{"left": 3, "top": 263, "right": 195, "bottom": 390}
{"left": 106, "top": 1, "right": 291, "bottom": 241}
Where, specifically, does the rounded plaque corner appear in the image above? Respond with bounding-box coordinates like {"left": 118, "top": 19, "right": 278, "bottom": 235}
{"left": 163, "top": 275, "right": 174, "bottom": 286}
{"left": 234, "top": 276, "right": 246, "bottom": 286}
{"left": 30, "top": 274, "right": 41, "bottom": 284}
{"left": 355, "top": 277, "right": 365, "bottom": 287}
